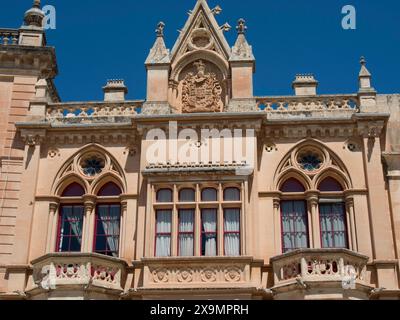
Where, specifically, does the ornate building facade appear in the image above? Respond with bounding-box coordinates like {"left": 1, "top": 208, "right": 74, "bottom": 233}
{"left": 0, "top": 0, "right": 399, "bottom": 300}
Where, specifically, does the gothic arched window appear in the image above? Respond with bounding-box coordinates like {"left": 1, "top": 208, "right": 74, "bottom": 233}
{"left": 94, "top": 182, "right": 122, "bottom": 257}
{"left": 56, "top": 183, "right": 85, "bottom": 253}
{"left": 318, "top": 177, "right": 348, "bottom": 249}
{"left": 280, "top": 179, "right": 309, "bottom": 253}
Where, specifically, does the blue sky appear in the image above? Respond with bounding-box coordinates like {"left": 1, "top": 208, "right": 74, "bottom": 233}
{"left": 2, "top": 0, "right": 399, "bottom": 101}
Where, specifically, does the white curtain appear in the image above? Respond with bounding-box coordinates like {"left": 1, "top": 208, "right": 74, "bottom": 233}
{"left": 156, "top": 210, "right": 172, "bottom": 257}
{"left": 98, "top": 205, "right": 120, "bottom": 257}
{"left": 224, "top": 188, "right": 240, "bottom": 201}
{"left": 179, "top": 210, "right": 194, "bottom": 256}
{"left": 281, "top": 201, "right": 308, "bottom": 252}
{"left": 202, "top": 210, "right": 217, "bottom": 256}
{"left": 59, "top": 206, "right": 83, "bottom": 252}
{"left": 320, "top": 203, "right": 347, "bottom": 248}
{"left": 224, "top": 209, "right": 240, "bottom": 256}
{"left": 179, "top": 189, "right": 195, "bottom": 202}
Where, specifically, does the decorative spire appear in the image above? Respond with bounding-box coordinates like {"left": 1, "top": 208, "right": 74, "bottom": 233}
{"left": 156, "top": 22, "right": 165, "bottom": 38}
{"left": 145, "top": 22, "right": 171, "bottom": 65}
{"left": 236, "top": 18, "right": 247, "bottom": 34}
{"left": 23, "top": 0, "right": 44, "bottom": 28}
{"left": 358, "top": 55, "right": 375, "bottom": 92}
{"left": 230, "top": 18, "right": 254, "bottom": 62}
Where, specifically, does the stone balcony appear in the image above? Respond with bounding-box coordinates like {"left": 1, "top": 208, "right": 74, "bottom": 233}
{"left": 270, "top": 249, "right": 373, "bottom": 299}
{"left": 132, "top": 256, "right": 263, "bottom": 298}
{"left": 27, "top": 253, "right": 128, "bottom": 298}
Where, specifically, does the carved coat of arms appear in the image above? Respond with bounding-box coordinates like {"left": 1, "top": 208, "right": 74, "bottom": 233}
{"left": 181, "top": 60, "right": 223, "bottom": 113}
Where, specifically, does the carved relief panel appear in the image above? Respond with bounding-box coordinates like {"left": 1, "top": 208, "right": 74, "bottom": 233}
{"left": 177, "top": 60, "right": 225, "bottom": 113}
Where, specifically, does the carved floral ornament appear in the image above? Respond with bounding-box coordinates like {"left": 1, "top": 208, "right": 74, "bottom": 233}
{"left": 181, "top": 60, "right": 223, "bottom": 113}
{"left": 149, "top": 265, "right": 244, "bottom": 284}
{"left": 52, "top": 145, "right": 126, "bottom": 196}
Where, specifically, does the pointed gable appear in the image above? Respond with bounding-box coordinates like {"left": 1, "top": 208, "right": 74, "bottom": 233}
{"left": 170, "top": 0, "right": 231, "bottom": 62}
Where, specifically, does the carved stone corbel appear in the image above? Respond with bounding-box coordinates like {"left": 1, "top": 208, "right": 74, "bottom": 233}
{"left": 20, "top": 129, "right": 47, "bottom": 147}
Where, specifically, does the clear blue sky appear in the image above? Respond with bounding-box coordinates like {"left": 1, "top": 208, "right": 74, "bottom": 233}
{"left": 2, "top": 0, "right": 399, "bottom": 101}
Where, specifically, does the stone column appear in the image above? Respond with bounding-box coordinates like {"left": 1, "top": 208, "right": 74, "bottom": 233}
{"left": 307, "top": 194, "right": 321, "bottom": 249}
{"left": 119, "top": 200, "right": 128, "bottom": 259}
{"left": 383, "top": 152, "right": 400, "bottom": 259}
{"left": 82, "top": 195, "right": 96, "bottom": 253}
{"left": 358, "top": 120, "right": 397, "bottom": 289}
{"left": 273, "top": 198, "right": 281, "bottom": 254}
{"left": 46, "top": 200, "right": 59, "bottom": 253}
{"left": 13, "top": 131, "right": 45, "bottom": 264}
{"left": 345, "top": 196, "right": 358, "bottom": 252}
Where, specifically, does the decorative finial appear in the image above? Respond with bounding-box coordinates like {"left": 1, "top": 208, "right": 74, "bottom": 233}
{"left": 237, "top": 18, "right": 247, "bottom": 34}
{"left": 211, "top": 5, "right": 223, "bottom": 15}
{"left": 220, "top": 23, "right": 232, "bottom": 32}
{"left": 360, "top": 56, "right": 366, "bottom": 66}
{"left": 24, "top": 0, "right": 44, "bottom": 28}
{"left": 156, "top": 22, "right": 165, "bottom": 37}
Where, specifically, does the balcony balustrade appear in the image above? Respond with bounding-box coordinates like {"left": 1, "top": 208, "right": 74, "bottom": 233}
{"left": 270, "top": 249, "right": 369, "bottom": 290}
{"left": 0, "top": 29, "right": 19, "bottom": 45}
{"left": 29, "top": 253, "right": 127, "bottom": 293}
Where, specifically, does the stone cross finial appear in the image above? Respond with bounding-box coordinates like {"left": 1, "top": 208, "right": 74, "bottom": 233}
{"left": 237, "top": 18, "right": 247, "bottom": 34}
{"left": 156, "top": 22, "right": 165, "bottom": 37}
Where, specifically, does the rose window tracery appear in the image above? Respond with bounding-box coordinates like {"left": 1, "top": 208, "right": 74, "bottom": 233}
{"left": 297, "top": 152, "right": 323, "bottom": 172}
{"left": 81, "top": 156, "right": 105, "bottom": 177}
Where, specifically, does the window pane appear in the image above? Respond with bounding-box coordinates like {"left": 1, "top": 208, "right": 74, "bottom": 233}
{"left": 224, "top": 188, "right": 240, "bottom": 201}
{"left": 201, "top": 209, "right": 217, "bottom": 256}
{"left": 98, "top": 182, "right": 122, "bottom": 196}
{"left": 179, "top": 189, "right": 195, "bottom": 202}
{"left": 58, "top": 205, "right": 84, "bottom": 253}
{"left": 320, "top": 203, "right": 348, "bottom": 249}
{"left": 94, "top": 204, "right": 121, "bottom": 257}
{"left": 319, "top": 178, "right": 343, "bottom": 192}
{"left": 179, "top": 210, "right": 194, "bottom": 256}
{"left": 202, "top": 188, "right": 218, "bottom": 202}
{"left": 157, "top": 189, "right": 173, "bottom": 203}
{"left": 224, "top": 209, "right": 240, "bottom": 256}
{"left": 156, "top": 210, "right": 172, "bottom": 257}
{"left": 280, "top": 179, "right": 306, "bottom": 193}
{"left": 281, "top": 201, "right": 308, "bottom": 253}
{"left": 61, "top": 183, "right": 85, "bottom": 197}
